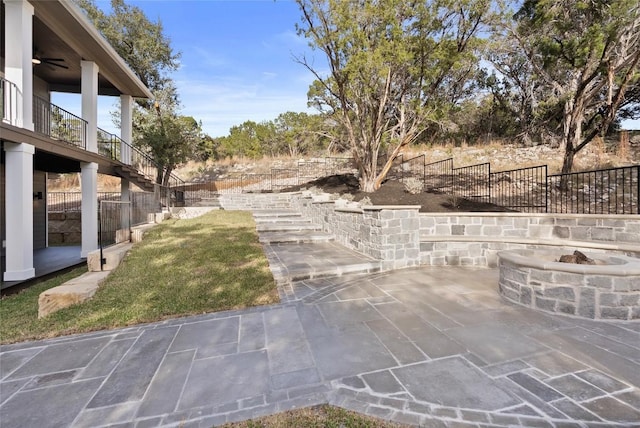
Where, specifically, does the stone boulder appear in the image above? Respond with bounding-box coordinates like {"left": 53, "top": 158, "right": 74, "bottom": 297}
{"left": 38, "top": 271, "right": 109, "bottom": 318}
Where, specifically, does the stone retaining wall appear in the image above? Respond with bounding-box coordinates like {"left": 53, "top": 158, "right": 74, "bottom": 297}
{"left": 213, "top": 192, "right": 640, "bottom": 270}
{"left": 299, "top": 199, "right": 421, "bottom": 270}
{"left": 48, "top": 212, "right": 81, "bottom": 244}
{"left": 419, "top": 213, "right": 640, "bottom": 267}
{"left": 218, "top": 193, "right": 297, "bottom": 211}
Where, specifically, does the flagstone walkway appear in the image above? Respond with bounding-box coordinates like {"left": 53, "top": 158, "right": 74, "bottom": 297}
{"left": 1, "top": 209, "right": 639, "bottom": 427}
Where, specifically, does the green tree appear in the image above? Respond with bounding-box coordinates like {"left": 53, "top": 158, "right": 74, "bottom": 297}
{"left": 134, "top": 85, "right": 202, "bottom": 185}
{"left": 296, "top": 0, "right": 492, "bottom": 191}
{"left": 217, "top": 121, "right": 269, "bottom": 159}
{"left": 75, "top": 0, "right": 180, "bottom": 92}
{"left": 508, "top": 0, "right": 640, "bottom": 175}
{"left": 274, "top": 111, "right": 328, "bottom": 156}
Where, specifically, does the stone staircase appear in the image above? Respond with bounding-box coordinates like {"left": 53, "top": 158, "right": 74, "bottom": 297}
{"left": 252, "top": 209, "right": 382, "bottom": 301}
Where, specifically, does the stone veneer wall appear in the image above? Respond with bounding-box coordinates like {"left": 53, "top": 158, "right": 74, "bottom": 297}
{"left": 419, "top": 213, "right": 640, "bottom": 267}
{"left": 218, "top": 193, "right": 297, "bottom": 211}
{"left": 215, "top": 193, "right": 640, "bottom": 269}
{"left": 48, "top": 212, "right": 82, "bottom": 244}
{"left": 299, "top": 200, "right": 421, "bottom": 270}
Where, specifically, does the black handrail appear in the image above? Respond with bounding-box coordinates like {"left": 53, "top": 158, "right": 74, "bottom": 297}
{"left": 33, "top": 95, "right": 87, "bottom": 149}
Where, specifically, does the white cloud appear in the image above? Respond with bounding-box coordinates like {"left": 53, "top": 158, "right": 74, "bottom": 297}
{"left": 175, "top": 76, "right": 315, "bottom": 137}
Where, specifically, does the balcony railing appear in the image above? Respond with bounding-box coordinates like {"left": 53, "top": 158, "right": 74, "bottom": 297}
{"left": 33, "top": 95, "right": 87, "bottom": 149}
{"left": 96, "top": 127, "right": 159, "bottom": 182}
{"left": 1, "top": 78, "right": 22, "bottom": 126}
{"left": 2, "top": 77, "right": 185, "bottom": 196}
{"left": 97, "top": 127, "right": 123, "bottom": 161}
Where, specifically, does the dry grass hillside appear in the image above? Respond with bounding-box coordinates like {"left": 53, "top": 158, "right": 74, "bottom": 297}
{"left": 176, "top": 137, "right": 639, "bottom": 183}
{"left": 48, "top": 137, "right": 639, "bottom": 191}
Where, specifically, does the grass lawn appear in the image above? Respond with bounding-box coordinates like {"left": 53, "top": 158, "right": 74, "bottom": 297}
{"left": 0, "top": 210, "right": 278, "bottom": 344}
{"left": 220, "top": 405, "right": 408, "bottom": 427}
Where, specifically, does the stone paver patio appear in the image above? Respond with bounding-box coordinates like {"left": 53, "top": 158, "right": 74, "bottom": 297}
{"left": 1, "top": 210, "right": 639, "bottom": 427}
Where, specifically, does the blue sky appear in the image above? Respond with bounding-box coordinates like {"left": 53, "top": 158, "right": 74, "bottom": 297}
{"left": 55, "top": 0, "right": 638, "bottom": 136}
{"left": 56, "top": 0, "right": 322, "bottom": 138}
{"left": 126, "top": 0, "right": 321, "bottom": 137}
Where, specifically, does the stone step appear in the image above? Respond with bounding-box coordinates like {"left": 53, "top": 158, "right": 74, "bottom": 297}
{"left": 254, "top": 217, "right": 311, "bottom": 225}
{"left": 256, "top": 223, "right": 323, "bottom": 233}
{"left": 259, "top": 231, "right": 335, "bottom": 244}
{"left": 272, "top": 261, "right": 382, "bottom": 284}
{"left": 252, "top": 210, "right": 303, "bottom": 218}
{"left": 87, "top": 242, "right": 133, "bottom": 272}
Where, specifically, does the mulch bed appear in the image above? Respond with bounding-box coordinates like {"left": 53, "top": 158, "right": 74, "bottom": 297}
{"left": 284, "top": 174, "right": 510, "bottom": 213}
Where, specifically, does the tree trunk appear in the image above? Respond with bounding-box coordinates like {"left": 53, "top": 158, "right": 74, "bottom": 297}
{"left": 560, "top": 100, "right": 584, "bottom": 190}
{"left": 162, "top": 166, "right": 173, "bottom": 187}
{"left": 358, "top": 158, "right": 378, "bottom": 192}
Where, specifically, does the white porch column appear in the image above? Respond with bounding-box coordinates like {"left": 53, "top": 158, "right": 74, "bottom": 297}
{"left": 120, "top": 94, "right": 133, "bottom": 165}
{"left": 81, "top": 162, "right": 98, "bottom": 258}
{"left": 3, "top": 143, "right": 35, "bottom": 281}
{"left": 3, "top": 0, "right": 34, "bottom": 130}
{"left": 81, "top": 61, "right": 99, "bottom": 153}
{"left": 121, "top": 179, "right": 131, "bottom": 230}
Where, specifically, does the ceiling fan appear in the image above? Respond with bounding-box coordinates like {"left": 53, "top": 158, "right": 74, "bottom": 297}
{"left": 32, "top": 51, "right": 68, "bottom": 69}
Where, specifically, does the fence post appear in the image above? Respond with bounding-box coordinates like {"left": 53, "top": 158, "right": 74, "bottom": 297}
{"left": 487, "top": 163, "right": 492, "bottom": 204}
{"left": 544, "top": 166, "right": 549, "bottom": 213}
{"left": 636, "top": 165, "right": 640, "bottom": 215}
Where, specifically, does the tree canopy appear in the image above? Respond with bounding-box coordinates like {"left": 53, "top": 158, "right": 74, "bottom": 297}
{"left": 495, "top": 0, "right": 640, "bottom": 174}
{"left": 296, "top": 0, "right": 493, "bottom": 191}
{"left": 75, "top": 0, "right": 180, "bottom": 92}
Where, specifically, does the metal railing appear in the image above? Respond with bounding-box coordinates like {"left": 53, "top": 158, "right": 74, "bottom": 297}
{"left": 452, "top": 163, "right": 491, "bottom": 203}
{"left": 97, "top": 127, "right": 123, "bottom": 161}
{"left": 33, "top": 95, "right": 87, "bottom": 149}
{"left": 130, "top": 142, "right": 159, "bottom": 183}
{"left": 98, "top": 200, "right": 131, "bottom": 269}
{"left": 48, "top": 192, "right": 120, "bottom": 212}
{"left": 548, "top": 165, "right": 639, "bottom": 214}
{"left": 271, "top": 169, "right": 299, "bottom": 191}
{"left": 490, "top": 165, "right": 548, "bottom": 213}
{"left": 424, "top": 158, "right": 454, "bottom": 193}
{"left": 1, "top": 77, "right": 21, "bottom": 126}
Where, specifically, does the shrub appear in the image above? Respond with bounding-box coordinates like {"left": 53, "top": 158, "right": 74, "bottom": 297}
{"left": 359, "top": 196, "right": 373, "bottom": 206}
{"left": 404, "top": 177, "right": 423, "bottom": 194}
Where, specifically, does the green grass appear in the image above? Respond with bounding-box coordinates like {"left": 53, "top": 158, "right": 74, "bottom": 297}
{"left": 0, "top": 210, "right": 278, "bottom": 344}
{"left": 220, "top": 405, "right": 409, "bottom": 427}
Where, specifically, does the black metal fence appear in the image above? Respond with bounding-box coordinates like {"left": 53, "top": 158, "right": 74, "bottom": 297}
{"left": 548, "top": 166, "right": 639, "bottom": 214}
{"left": 48, "top": 192, "right": 120, "bottom": 212}
{"left": 271, "top": 169, "right": 299, "bottom": 192}
{"left": 452, "top": 163, "right": 491, "bottom": 203}
{"left": 99, "top": 200, "right": 131, "bottom": 247}
{"left": 33, "top": 95, "right": 87, "bottom": 149}
{"left": 172, "top": 152, "right": 638, "bottom": 214}
{"left": 424, "top": 158, "right": 454, "bottom": 193}
{"left": 401, "top": 154, "right": 426, "bottom": 183}
{"left": 490, "top": 165, "right": 548, "bottom": 213}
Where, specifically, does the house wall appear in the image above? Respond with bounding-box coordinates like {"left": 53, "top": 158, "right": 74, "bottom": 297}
{"left": 33, "top": 76, "right": 49, "bottom": 100}
{"left": 33, "top": 170, "right": 47, "bottom": 250}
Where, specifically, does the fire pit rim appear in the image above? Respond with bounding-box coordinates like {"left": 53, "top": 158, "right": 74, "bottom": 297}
{"left": 497, "top": 249, "right": 640, "bottom": 276}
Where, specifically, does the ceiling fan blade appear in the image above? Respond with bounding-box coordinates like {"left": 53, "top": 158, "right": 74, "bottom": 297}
{"left": 41, "top": 58, "right": 65, "bottom": 62}
{"left": 43, "top": 60, "right": 69, "bottom": 70}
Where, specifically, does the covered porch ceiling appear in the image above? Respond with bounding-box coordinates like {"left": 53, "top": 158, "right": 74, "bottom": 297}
{"left": 1, "top": 1, "right": 152, "bottom": 99}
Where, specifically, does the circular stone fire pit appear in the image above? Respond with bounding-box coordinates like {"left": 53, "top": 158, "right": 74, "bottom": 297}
{"left": 498, "top": 249, "right": 640, "bottom": 321}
